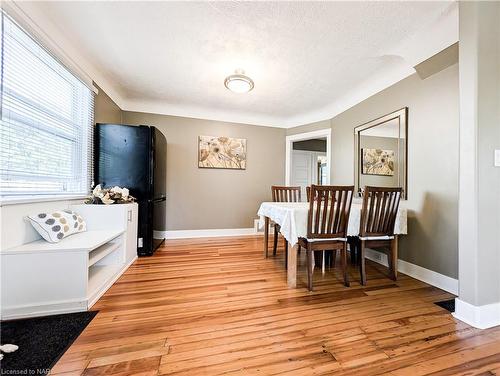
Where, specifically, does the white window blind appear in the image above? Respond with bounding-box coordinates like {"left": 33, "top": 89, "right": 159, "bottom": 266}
{"left": 0, "top": 11, "right": 94, "bottom": 197}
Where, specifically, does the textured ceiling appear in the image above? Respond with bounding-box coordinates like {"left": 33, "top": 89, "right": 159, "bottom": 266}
{"left": 28, "top": 1, "right": 457, "bottom": 127}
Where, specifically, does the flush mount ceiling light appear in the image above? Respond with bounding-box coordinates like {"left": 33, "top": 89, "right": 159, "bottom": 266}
{"left": 224, "top": 70, "right": 254, "bottom": 93}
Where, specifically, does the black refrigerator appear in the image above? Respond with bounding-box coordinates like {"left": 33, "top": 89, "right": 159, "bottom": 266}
{"left": 95, "top": 123, "right": 166, "bottom": 256}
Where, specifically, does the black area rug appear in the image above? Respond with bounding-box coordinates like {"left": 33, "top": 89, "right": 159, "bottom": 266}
{"left": 435, "top": 299, "right": 455, "bottom": 313}
{"left": 0, "top": 311, "right": 97, "bottom": 375}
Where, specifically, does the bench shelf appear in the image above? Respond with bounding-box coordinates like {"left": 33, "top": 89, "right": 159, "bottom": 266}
{"left": 1, "top": 203, "right": 138, "bottom": 320}
{"left": 89, "top": 240, "right": 121, "bottom": 267}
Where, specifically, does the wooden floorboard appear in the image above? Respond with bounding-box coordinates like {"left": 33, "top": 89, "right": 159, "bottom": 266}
{"left": 52, "top": 236, "right": 500, "bottom": 375}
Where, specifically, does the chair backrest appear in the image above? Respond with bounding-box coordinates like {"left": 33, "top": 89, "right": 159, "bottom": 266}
{"left": 306, "top": 185, "right": 354, "bottom": 239}
{"left": 306, "top": 185, "right": 330, "bottom": 203}
{"left": 271, "top": 186, "right": 301, "bottom": 202}
{"left": 359, "top": 186, "right": 402, "bottom": 237}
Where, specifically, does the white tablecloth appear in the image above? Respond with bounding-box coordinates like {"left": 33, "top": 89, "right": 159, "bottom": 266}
{"left": 257, "top": 198, "right": 407, "bottom": 246}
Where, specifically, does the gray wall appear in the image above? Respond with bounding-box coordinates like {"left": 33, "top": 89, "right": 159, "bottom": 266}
{"left": 122, "top": 111, "right": 286, "bottom": 230}
{"left": 95, "top": 84, "right": 122, "bottom": 124}
{"left": 287, "top": 65, "right": 459, "bottom": 278}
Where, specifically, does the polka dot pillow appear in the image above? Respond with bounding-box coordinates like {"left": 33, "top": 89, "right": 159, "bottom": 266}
{"left": 27, "top": 209, "right": 86, "bottom": 243}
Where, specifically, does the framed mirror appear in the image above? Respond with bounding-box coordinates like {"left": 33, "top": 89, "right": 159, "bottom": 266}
{"left": 354, "top": 107, "right": 408, "bottom": 199}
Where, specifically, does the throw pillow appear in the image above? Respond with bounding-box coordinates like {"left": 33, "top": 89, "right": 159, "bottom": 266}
{"left": 27, "top": 209, "right": 86, "bottom": 243}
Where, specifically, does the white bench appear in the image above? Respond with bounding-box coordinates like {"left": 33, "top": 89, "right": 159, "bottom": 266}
{"left": 0, "top": 203, "right": 138, "bottom": 319}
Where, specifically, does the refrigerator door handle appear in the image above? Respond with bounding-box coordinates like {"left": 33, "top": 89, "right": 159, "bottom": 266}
{"left": 152, "top": 196, "right": 167, "bottom": 203}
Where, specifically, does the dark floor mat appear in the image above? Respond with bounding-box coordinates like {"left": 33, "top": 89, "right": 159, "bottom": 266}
{"left": 0, "top": 311, "right": 97, "bottom": 374}
{"left": 435, "top": 299, "right": 455, "bottom": 313}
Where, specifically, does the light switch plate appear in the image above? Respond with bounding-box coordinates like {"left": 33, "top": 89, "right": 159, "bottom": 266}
{"left": 495, "top": 150, "right": 500, "bottom": 167}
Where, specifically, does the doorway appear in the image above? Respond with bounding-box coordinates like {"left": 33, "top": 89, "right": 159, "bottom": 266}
{"left": 285, "top": 129, "right": 331, "bottom": 201}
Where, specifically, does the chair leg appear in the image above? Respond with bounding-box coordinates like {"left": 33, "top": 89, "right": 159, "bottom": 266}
{"left": 330, "top": 250, "right": 337, "bottom": 268}
{"left": 349, "top": 239, "right": 356, "bottom": 264}
{"left": 360, "top": 240, "right": 367, "bottom": 285}
{"left": 387, "top": 242, "right": 398, "bottom": 281}
{"left": 314, "top": 252, "right": 322, "bottom": 267}
{"left": 324, "top": 250, "right": 331, "bottom": 268}
{"left": 273, "top": 225, "right": 278, "bottom": 256}
{"left": 341, "top": 243, "right": 350, "bottom": 287}
{"left": 389, "top": 237, "right": 398, "bottom": 281}
{"left": 306, "top": 249, "right": 314, "bottom": 291}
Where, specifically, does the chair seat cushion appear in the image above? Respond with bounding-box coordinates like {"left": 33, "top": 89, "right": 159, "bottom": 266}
{"left": 359, "top": 235, "right": 394, "bottom": 241}
{"left": 302, "top": 237, "right": 347, "bottom": 243}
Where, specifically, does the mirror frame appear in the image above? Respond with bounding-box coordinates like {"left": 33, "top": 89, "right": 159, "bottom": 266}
{"left": 354, "top": 107, "right": 408, "bottom": 199}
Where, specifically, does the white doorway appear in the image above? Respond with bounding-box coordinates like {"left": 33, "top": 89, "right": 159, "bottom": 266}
{"left": 291, "top": 150, "right": 327, "bottom": 199}
{"left": 285, "top": 129, "right": 331, "bottom": 201}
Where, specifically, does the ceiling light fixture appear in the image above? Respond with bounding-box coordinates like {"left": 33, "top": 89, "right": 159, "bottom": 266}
{"left": 224, "top": 69, "right": 254, "bottom": 93}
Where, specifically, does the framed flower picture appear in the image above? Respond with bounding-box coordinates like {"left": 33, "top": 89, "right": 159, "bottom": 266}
{"left": 361, "top": 148, "right": 395, "bottom": 176}
{"left": 198, "top": 135, "right": 247, "bottom": 170}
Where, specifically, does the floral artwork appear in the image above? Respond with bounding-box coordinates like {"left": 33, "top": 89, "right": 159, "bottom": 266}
{"left": 86, "top": 185, "right": 136, "bottom": 205}
{"left": 198, "top": 135, "right": 247, "bottom": 169}
{"left": 362, "top": 148, "right": 395, "bottom": 176}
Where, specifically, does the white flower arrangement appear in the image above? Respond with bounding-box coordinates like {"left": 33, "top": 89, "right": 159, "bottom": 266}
{"left": 0, "top": 344, "right": 19, "bottom": 360}
{"left": 86, "top": 184, "right": 136, "bottom": 205}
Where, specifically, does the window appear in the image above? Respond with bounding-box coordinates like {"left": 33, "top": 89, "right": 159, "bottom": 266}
{"left": 0, "top": 11, "right": 94, "bottom": 197}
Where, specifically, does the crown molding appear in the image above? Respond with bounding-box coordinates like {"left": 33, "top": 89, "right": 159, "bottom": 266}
{"left": 120, "top": 99, "right": 290, "bottom": 128}
{"left": 120, "top": 63, "right": 415, "bottom": 129}
{"left": 119, "top": 61, "right": 418, "bottom": 129}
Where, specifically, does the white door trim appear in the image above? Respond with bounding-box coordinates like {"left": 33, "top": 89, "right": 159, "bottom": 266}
{"left": 285, "top": 128, "right": 331, "bottom": 186}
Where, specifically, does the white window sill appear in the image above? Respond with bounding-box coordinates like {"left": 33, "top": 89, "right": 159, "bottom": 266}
{"left": 0, "top": 195, "right": 88, "bottom": 207}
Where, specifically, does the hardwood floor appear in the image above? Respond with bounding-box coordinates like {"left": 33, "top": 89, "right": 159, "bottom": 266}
{"left": 52, "top": 236, "right": 500, "bottom": 375}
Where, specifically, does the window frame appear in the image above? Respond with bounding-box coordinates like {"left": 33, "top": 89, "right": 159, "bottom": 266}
{"left": 0, "top": 10, "right": 95, "bottom": 202}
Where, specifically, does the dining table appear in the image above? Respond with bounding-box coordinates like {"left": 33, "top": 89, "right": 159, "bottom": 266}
{"left": 257, "top": 197, "right": 408, "bottom": 288}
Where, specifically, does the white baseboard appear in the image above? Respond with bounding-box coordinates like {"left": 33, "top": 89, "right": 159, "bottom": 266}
{"left": 364, "top": 248, "right": 458, "bottom": 295}
{"left": 453, "top": 299, "right": 500, "bottom": 329}
{"left": 162, "top": 228, "right": 258, "bottom": 240}
{"left": 1, "top": 299, "right": 87, "bottom": 320}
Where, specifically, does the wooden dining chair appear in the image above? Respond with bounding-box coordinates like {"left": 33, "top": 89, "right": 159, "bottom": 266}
{"left": 358, "top": 186, "right": 402, "bottom": 285}
{"left": 298, "top": 185, "right": 354, "bottom": 291}
{"left": 306, "top": 185, "right": 338, "bottom": 267}
{"left": 271, "top": 186, "right": 301, "bottom": 266}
